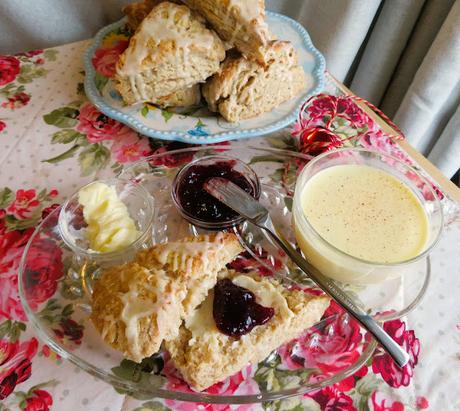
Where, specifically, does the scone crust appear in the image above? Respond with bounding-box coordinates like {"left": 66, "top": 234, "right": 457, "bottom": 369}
{"left": 165, "top": 270, "right": 330, "bottom": 390}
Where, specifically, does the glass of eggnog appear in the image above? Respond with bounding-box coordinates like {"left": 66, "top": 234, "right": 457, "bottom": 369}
{"left": 292, "top": 148, "right": 443, "bottom": 284}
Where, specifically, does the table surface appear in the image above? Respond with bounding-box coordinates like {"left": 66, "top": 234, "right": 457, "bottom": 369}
{"left": 0, "top": 40, "right": 459, "bottom": 411}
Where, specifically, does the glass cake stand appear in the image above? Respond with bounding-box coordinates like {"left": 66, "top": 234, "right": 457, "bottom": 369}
{"left": 18, "top": 145, "right": 432, "bottom": 404}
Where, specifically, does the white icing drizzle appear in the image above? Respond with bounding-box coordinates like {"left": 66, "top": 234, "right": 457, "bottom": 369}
{"left": 155, "top": 233, "right": 226, "bottom": 273}
{"left": 120, "top": 268, "right": 169, "bottom": 360}
{"left": 118, "top": 4, "right": 216, "bottom": 101}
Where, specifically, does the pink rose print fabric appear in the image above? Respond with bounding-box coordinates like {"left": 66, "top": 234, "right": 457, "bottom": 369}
{"left": 0, "top": 220, "right": 35, "bottom": 322}
{"left": 371, "top": 320, "right": 420, "bottom": 388}
{"left": 369, "top": 391, "right": 404, "bottom": 411}
{"left": 0, "top": 337, "right": 38, "bottom": 399}
{"left": 279, "top": 301, "right": 363, "bottom": 373}
{"left": 0, "top": 183, "right": 73, "bottom": 407}
{"left": 76, "top": 102, "right": 137, "bottom": 144}
{"left": 0, "top": 56, "right": 20, "bottom": 86}
{"left": 92, "top": 39, "right": 129, "bottom": 78}
{"left": 110, "top": 130, "right": 152, "bottom": 163}
{"left": 23, "top": 388, "right": 53, "bottom": 411}
{"left": 163, "top": 359, "right": 258, "bottom": 411}
{"left": 0, "top": 49, "right": 52, "bottom": 131}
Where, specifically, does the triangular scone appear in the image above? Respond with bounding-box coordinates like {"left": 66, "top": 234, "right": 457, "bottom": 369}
{"left": 136, "top": 233, "right": 243, "bottom": 317}
{"left": 181, "top": 0, "right": 272, "bottom": 63}
{"left": 123, "top": 0, "right": 181, "bottom": 31}
{"left": 165, "top": 270, "right": 330, "bottom": 391}
{"left": 90, "top": 233, "right": 242, "bottom": 362}
{"left": 202, "top": 40, "right": 306, "bottom": 122}
{"left": 115, "top": 2, "right": 225, "bottom": 105}
{"left": 91, "top": 262, "right": 181, "bottom": 363}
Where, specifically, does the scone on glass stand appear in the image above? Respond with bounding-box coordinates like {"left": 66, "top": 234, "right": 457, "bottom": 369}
{"left": 115, "top": 1, "right": 225, "bottom": 106}
{"left": 90, "top": 233, "right": 242, "bottom": 362}
{"left": 165, "top": 269, "right": 330, "bottom": 391}
{"left": 203, "top": 40, "right": 306, "bottom": 122}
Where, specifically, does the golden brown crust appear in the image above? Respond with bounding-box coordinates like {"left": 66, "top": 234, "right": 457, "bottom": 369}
{"left": 165, "top": 270, "right": 330, "bottom": 390}
{"left": 202, "top": 41, "right": 306, "bottom": 122}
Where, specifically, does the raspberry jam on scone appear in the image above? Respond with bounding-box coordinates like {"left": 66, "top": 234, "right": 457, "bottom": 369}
{"left": 213, "top": 278, "right": 275, "bottom": 337}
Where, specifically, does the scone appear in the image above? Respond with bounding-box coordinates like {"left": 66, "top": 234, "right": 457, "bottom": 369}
{"left": 181, "top": 0, "right": 272, "bottom": 63}
{"left": 153, "top": 83, "right": 201, "bottom": 108}
{"left": 202, "top": 41, "right": 306, "bottom": 122}
{"left": 90, "top": 233, "right": 242, "bottom": 362}
{"left": 115, "top": 2, "right": 225, "bottom": 105}
{"left": 136, "top": 233, "right": 243, "bottom": 317}
{"left": 122, "top": 0, "right": 180, "bottom": 31}
{"left": 122, "top": 0, "right": 163, "bottom": 31}
{"left": 165, "top": 270, "right": 330, "bottom": 390}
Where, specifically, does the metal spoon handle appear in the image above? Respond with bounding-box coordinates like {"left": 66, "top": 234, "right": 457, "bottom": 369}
{"left": 259, "top": 215, "right": 410, "bottom": 368}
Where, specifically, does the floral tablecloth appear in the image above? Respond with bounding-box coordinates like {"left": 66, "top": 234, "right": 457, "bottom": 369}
{"left": 1, "top": 41, "right": 459, "bottom": 411}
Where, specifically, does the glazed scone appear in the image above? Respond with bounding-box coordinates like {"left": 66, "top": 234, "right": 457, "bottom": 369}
{"left": 152, "top": 83, "right": 201, "bottom": 108}
{"left": 181, "top": 0, "right": 272, "bottom": 63}
{"left": 91, "top": 262, "right": 181, "bottom": 363}
{"left": 202, "top": 41, "right": 306, "bottom": 122}
{"left": 122, "top": 0, "right": 166, "bottom": 31}
{"left": 165, "top": 270, "right": 330, "bottom": 390}
{"left": 136, "top": 233, "right": 243, "bottom": 317}
{"left": 115, "top": 2, "right": 225, "bottom": 105}
{"left": 91, "top": 233, "right": 242, "bottom": 362}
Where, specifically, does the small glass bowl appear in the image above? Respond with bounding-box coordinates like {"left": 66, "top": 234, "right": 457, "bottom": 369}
{"left": 293, "top": 148, "right": 443, "bottom": 284}
{"left": 171, "top": 155, "right": 261, "bottom": 229}
{"left": 58, "top": 178, "right": 155, "bottom": 265}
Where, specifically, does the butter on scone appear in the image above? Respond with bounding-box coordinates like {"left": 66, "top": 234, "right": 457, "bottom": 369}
{"left": 165, "top": 270, "right": 330, "bottom": 391}
{"left": 90, "top": 233, "right": 242, "bottom": 363}
{"left": 115, "top": 2, "right": 225, "bottom": 105}
{"left": 202, "top": 41, "right": 306, "bottom": 122}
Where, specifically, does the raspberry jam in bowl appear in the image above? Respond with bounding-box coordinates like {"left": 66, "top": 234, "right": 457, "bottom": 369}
{"left": 172, "top": 155, "right": 261, "bottom": 229}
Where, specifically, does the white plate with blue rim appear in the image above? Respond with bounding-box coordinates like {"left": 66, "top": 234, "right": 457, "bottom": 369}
{"left": 84, "top": 12, "right": 326, "bottom": 144}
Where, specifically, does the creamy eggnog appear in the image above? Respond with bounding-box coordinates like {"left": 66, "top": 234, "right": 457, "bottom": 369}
{"left": 294, "top": 164, "right": 429, "bottom": 283}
